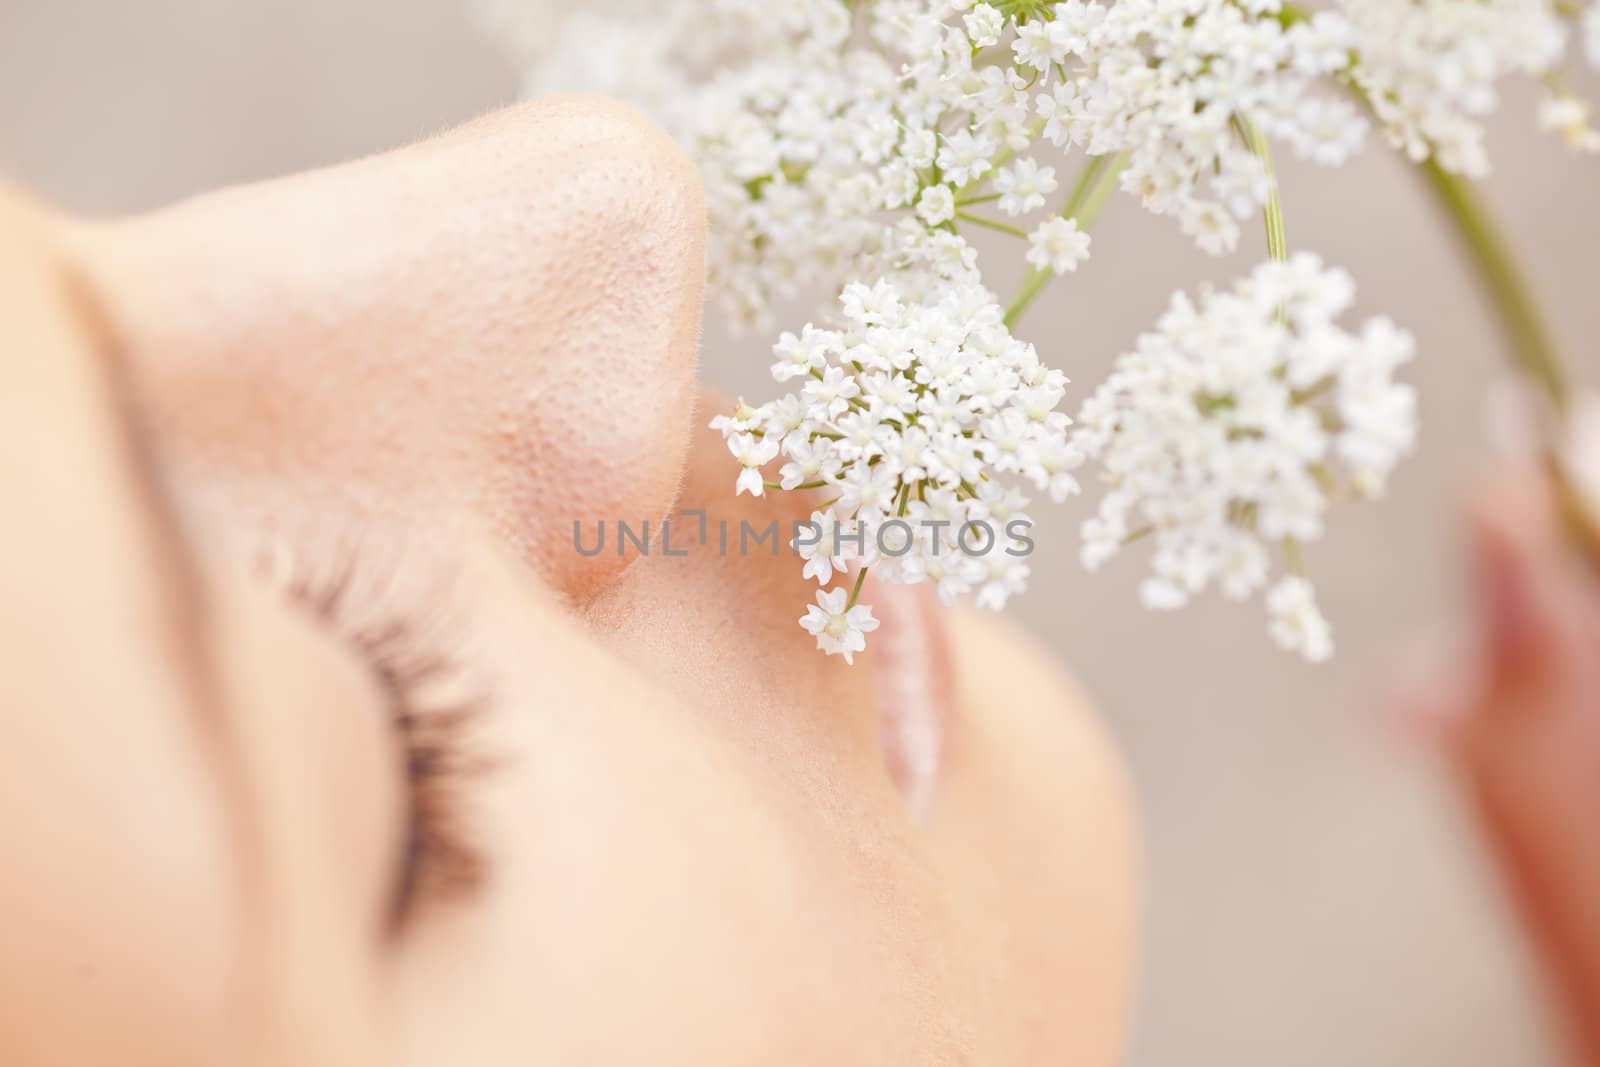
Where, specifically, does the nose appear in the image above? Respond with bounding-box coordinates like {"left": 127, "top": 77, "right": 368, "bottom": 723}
{"left": 63, "top": 97, "right": 705, "bottom": 600}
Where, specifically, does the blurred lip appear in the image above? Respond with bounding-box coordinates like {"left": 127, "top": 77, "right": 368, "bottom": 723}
{"left": 867, "top": 578, "right": 952, "bottom": 821}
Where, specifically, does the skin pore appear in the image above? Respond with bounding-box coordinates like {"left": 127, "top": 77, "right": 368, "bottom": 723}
{"left": 0, "top": 98, "right": 1136, "bottom": 1066}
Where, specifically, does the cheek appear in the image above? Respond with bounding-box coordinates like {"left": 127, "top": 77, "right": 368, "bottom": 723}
{"left": 210, "top": 573, "right": 401, "bottom": 946}
{"left": 0, "top": 581, "right": 241, "bottom": 1065}
{"left": 386, "top": 557, "right": 968, "bottom": 1066}
{"left": 199, "top": 574, "right": 399, "bottom": 1064}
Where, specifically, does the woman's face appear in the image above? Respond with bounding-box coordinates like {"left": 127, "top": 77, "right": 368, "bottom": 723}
{"left": 0, "top": 99, "right": 1136, "bottom": 1066}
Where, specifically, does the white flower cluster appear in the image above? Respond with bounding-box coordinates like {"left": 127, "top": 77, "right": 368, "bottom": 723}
{"left": 1071, "top": 253, "right": 1418, "bottom": 661}
{"left": 487, "top": 0, "right": 1371, "bottom": 327}
{"left": 713, "top": 238, "right": 1078, "bottom": 662}
{"left": 1016, "top": 0, "right": 1367, "bottom": 255}
{"left": 477, "top": 2, "right": 1441, "bottom": 664}
{"left": 1342, "top": 0, "right": 1600, "bottom": 174}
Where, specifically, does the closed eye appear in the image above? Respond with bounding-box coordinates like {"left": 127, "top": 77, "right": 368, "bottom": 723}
{"left": 266, "top": 535, "right": 499, "bottom": 937}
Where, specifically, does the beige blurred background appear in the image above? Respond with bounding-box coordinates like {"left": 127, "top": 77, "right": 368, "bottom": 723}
{"left": 3, "top": 1, "right": 1595, "bottom": 1062}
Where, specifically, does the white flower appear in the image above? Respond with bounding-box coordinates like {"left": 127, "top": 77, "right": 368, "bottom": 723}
{"left": 796, "top": 510, "right": 850, "bottom": 585}
{"left": 705, "top": 265, "right": 1065, "bottom": 657}
{"left": 708, "top": 395, "right": 760, "bottom": 436}
{"left": 1080, "top": 509, "right": 1125, "bottom": 572}
{"left": 772, "top": 326, "right": 833, "bottom": 383}
{"left": 1538, "top": 94, "right": 1600, "bottom": 153}
{"left": 494, "top": 0, "right": 1377, "bottom": 297}
{"left": 779, "top": 438, "right": 840, "bottom": 489}
{"left": 1012, "top": 17, "right": 1064, "bottom": 73}
{"left": 803, "top": 365, "right": 861, "bottom": 419}
{"left": 917, "top": 184, "right": 957, "bottom": 226}
{"left": 1141, "top": 577, "right": 1191, "bottom": 611}
{"left": 1343, "top": 0, "right": 1584, "bottom": 174}
{"left": 1072, "top": 253, "right": 1417, "bottom": 662}
{"left": 1180, "top": 202, "right": 1240, "bottom": 257}
{"left": 897, "top": 551, "right": 981, "bottom": 607}
{"left": 841, "top": 278, "right": 902, "bottom": 325}
{"left": 728, "top": 432, "right": 779, "bottom": 497}
{"left": 1036, "top": 82, "right": 1083, "bottom": 148}
{"left": 1027, "top": 217, "right": 1092, "bottom": 274}
{"left": 936, "top": 129, "right": 997, "bottom": 187}
{"left": 1023, "top": 437, "right": 1084, "bottom": 503}
{"left": 799, "top": 587, "right": 881, "bottom": 664}
{"left": 763, "top": 393, "right": 813, "bottom": 446}
{"left": 963, "top": 3, "right": 1004, "bottom": 48}
{"left": 994, "top": 158, "right": 1059, "bottom": 217}
{"left": 972, "top": 543, "right": 1031, "bottom": 611}
{"left": 838, "top": 462, "right": 898, "bottom": 516}
{"left": 1266, "top": 576, "right": 1333, "bottom": 662}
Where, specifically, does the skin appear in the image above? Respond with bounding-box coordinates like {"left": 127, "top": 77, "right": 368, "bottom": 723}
{"left": 0, "top": 98, "right": 1138, "bottom": 1066}
{"left": 1399, "top": 469, "right": 1600, "bottom": 1066}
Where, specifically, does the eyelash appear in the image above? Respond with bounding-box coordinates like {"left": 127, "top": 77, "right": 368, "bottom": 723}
{"left": 265, "top": 543, "right": 492, "bottom": 935}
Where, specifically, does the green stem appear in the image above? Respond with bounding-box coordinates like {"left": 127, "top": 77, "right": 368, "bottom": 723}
{"left": 1058, "top": 153, "right": 1109, "bottom": 220}
{"left": 957, "top": 212, "right": 1028, "bottom": 238}
{"left": 1003, "top": 151, "right": 1130, "bottom": 329}
{"left": 1283, "top": 537, "right": 1308, "bottom": 577}
{"left": 1285, "top": 1, "right": 1591, "bottom": 544}
{"left": 1279, "top": 0, "right": 1573, "bottom": 411}
{"left": 845, "top": 565, "right": 870, "bottom": 610}
{"left": 1075, "top": 153, "right": 1127, "bottom": 227}
{"left": 1416, "top": 158, "right": 1570, "bottom": 414}
{"left": 1237, "top": 117, "right": 1288, "bottom": 262}
{"left": 1414, "top": 160, "right": 1600, "bottom": 548}
{"left": 1122, "top": 524, "right": 1155, "bottom": 546}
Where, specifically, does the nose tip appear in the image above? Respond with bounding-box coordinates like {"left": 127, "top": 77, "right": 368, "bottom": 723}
{"left": 448, "top": 99, "right": 707, "bottom": 598}
{"left": 65, "top": 98, "right": 706, "bottom": 600}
